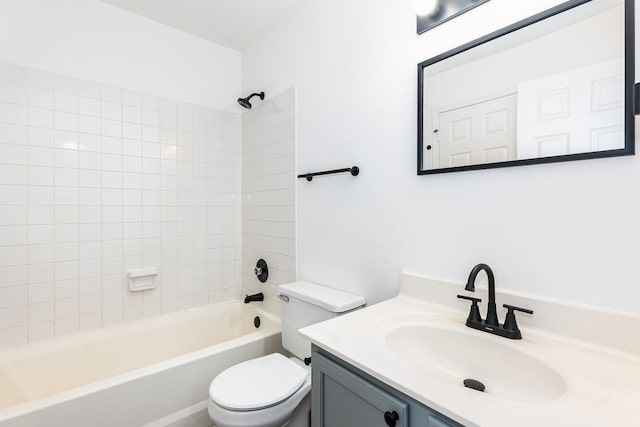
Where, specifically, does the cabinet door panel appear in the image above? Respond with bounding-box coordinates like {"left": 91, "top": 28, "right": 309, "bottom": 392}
{"left": 313, "top": 353, "right": 408, "bottom": 427}
{"left": 429, "top": 414, "right": 458, "bottom": 427}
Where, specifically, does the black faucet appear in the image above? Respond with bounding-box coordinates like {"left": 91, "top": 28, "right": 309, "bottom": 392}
{"left": 465, "top": 263, "right": 499, "bottom": 327}
{"left": 457, "top": 263, "right": 533, "bottom": 340}
{"left": 244, "top": 292, "right": 264, "bottom": 303}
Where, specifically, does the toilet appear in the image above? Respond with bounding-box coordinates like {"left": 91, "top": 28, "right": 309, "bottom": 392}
{"left": 208, "top": 281, "right": 366, "bottom": 427}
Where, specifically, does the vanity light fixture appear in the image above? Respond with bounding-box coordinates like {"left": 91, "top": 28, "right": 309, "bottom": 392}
{"left": 413, "top": 0, "right": 440, "bottom": 16}
{"left": 415, "top": 0, "right": 489, "bottom": 34}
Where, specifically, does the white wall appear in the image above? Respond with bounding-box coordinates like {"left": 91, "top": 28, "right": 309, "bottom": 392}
{"left": 0, "top": 0, "right": 245, "bottom": 348}
{"left": 242, "top": 0, "right": 640, "bottom": 314}
{"left": 0, "top": 61, "right": 242, "bottom": 348}
{"left": 0, "top": 0, "right": 242, "bottom": 112}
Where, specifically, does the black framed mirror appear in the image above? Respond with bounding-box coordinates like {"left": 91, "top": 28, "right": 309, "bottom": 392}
{"left": 417, "top": 0, "right": 635, "bottom": 175}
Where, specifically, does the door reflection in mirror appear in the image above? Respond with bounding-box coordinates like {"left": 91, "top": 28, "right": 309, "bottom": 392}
{"left": 418, "top": 0, "right": 633, "bottom": 174}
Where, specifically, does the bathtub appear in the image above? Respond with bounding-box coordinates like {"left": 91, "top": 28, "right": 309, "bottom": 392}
{"left": 0, "top": 302, "right": 283, "bottom": 427}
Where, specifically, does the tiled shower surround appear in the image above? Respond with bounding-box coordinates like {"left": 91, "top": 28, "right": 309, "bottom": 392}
{"left": 0, "top": 62, "right": 242, "bottom": 347}
{"left": 241, "top": 88, "right": 296, "bottom": 316}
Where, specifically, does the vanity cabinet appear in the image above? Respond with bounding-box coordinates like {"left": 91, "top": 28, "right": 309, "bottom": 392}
{"left": 311, "top": 346, "right": 462, "bottom": 427}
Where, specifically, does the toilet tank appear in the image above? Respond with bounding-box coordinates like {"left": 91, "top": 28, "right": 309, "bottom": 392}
{"left": 279, "top": 281, "right": 366, "bottom": 360}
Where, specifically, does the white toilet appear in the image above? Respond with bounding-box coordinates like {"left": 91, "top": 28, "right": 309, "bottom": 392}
{"left": 208, "top": 281, "right": 365, "bottom": 427}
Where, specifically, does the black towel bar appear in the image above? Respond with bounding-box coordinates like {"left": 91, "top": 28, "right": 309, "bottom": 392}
{"left": 297, "top": 166, "right": 359, "bottom": 182}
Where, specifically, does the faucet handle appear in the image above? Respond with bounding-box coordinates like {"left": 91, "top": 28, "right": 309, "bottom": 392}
{"left": 502, "top": 304, "right": 533, "bottom": 339}
{"left": 457, "top": 295, "right": 482, "bottom": 303}
{"left": 457, "top": 295, "right": 482, "bottom": 323}
{"left": 503, "top": 304, "right": 533, "bottom": 315}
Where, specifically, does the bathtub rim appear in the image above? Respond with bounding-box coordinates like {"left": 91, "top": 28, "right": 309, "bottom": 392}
{"left": 0, "top": 301, "right": 281, "bottom": 422}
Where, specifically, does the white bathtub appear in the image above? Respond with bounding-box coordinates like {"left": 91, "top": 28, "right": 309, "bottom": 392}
{"left": 0, "top": 302, "right": 283, "bottom": 427}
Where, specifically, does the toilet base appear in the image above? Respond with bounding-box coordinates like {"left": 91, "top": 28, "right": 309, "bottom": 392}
{"left": 282, "top": 394, "right": 310, "bottom": 427}
{"left": 208, "top": 378, "right": 311, "bottom": 427}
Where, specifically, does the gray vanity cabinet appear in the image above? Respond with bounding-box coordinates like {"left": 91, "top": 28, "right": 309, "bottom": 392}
{"left": 311, "top": 347, "right": 408, "bottom": 427}
{"left": 311, "top": 346, "right": 462, "bottom": 427}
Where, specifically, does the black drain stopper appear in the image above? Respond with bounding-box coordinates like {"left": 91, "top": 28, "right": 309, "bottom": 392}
{"left": 463, "top": 378, "right": 486, "bottom": 392}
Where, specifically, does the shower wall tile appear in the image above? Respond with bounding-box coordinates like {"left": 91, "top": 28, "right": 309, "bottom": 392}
{"left": 241, "top": 88, "right": 296, "bottom": 317}
{"left": 0, "top": 61, "right": 241, "bottom": 348}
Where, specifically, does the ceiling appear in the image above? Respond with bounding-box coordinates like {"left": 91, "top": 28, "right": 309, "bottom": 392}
{"left": 99, "top": 0, "right": 300, "bottom": 51}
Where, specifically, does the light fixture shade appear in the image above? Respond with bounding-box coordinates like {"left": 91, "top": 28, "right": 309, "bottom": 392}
{"left": 413, "top": 0, "right": 439, "bottom": 16}
{"left": 416, "top": 0, "right": 490, "bottom": 34}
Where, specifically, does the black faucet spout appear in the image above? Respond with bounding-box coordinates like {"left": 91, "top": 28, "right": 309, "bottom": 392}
{"left": 466, "top": 263, "right": 499, "bottom": 327}
{"left": 244, "top": 292, "right": 264, "bottom": 303}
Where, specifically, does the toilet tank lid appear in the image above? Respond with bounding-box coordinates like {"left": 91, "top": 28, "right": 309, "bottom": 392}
{"left": 279, "top": 281, "right": 366, "bottom": 313}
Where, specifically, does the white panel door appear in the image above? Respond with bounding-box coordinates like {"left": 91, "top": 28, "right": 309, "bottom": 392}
{"left": 431, "top": 94, "right": 517, "bottom": 168}
{"left": 516, "top": 58, "right": 624, "bottom": 159}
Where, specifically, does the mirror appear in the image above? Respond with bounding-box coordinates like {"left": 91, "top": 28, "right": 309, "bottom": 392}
{"left": 417, "top": 0, "right": 635, "bottom": 175}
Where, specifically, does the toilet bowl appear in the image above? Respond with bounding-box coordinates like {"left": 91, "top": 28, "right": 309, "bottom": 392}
{"left": 207, "top": 281, "right": 365, "bottom": 427}
{"left": 208, "top": 354, "right": 311, "bottom": 427}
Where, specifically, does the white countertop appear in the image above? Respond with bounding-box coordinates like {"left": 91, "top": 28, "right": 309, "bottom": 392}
{"left": 299, "top": 273, "right": 640, "bottom": 426}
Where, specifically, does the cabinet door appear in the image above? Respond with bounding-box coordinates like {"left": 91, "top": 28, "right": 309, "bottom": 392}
{"left": 429, "top": 414, "right": 458, "bottom": 427}
{"left": 312, "top": 352, "right": 408, "bottom": 427}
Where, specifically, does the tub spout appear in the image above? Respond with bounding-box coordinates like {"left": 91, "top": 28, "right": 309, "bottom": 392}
{"left": 244, "top": 292, "right": 264, "bottom": 303}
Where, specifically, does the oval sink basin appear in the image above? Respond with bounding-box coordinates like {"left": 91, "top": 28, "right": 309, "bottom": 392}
{"left": 386, "top": 325, "right": 567, "bottom": 403}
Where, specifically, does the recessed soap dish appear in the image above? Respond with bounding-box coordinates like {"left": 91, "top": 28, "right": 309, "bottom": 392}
{"left": 127, "top": 268, "right": 158, "bottom": 292}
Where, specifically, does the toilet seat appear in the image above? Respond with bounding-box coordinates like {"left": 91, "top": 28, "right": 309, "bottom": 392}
{"left": 209, "top": 353, "right": 308, "bottom": 411}
{"left": 208, "top": 374, "right": 311, "bottom": 427}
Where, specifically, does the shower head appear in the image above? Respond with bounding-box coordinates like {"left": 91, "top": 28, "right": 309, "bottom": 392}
{"left": 237, "top": 92, "right": 265, "bottom": 109}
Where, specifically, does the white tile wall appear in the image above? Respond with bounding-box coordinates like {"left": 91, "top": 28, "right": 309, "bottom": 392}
{"left": 241, "top": 88, "right": 296, "bottom": 316}
{"left": 0, "top": 62, "right": 242, "bottom": 348}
